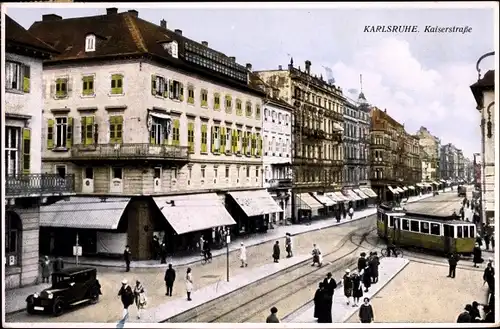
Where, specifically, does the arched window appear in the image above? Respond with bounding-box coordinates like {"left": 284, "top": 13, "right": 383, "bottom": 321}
{"left": 85, "top": 34, "right": 96, "bottom": 52}
{"left": 6, "top": 211, "right": 22, "bottom": 267}
{"left": 264, "top": 108, "right": 269, "bottom": 120}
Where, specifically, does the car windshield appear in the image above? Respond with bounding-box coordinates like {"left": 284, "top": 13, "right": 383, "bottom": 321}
{"left": 51, "top": 274, "right": 72, "bottom": 287}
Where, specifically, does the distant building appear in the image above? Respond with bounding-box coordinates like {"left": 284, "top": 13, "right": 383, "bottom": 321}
{"left": 416, "top": 127, "right": 441, "bottom": 183}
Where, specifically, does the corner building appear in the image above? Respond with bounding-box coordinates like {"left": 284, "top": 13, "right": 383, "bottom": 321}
{"left": 28, "top": 8, "right": 283, "bottom": 260}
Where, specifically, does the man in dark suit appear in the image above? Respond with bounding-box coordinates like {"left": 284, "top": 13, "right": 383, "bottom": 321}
{"left": 124, "top": 245, "right": 131, "bottom": 272}
{"left": 164, "top": 263, "right": 176, "bottom": 296}
{"left": 322, "top": 272, "right": 337, "bottom": 299}
{"left": 447, "top": 253, "right": 459, "bottom": 278}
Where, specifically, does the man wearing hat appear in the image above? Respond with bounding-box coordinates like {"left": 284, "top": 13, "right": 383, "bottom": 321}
{"left": 285, "top": 233, "right": 293, "bottom": 258}
{"left": 483, "top": 258, "right": 494, "bottom": 292}
{"left": 322, "top": 272, "right": 337, "bottom": 300}
{"left": 118, "top": 279, "right": 134, "bottom": 320}
{"left": 456, "top": 304, "right": 472, "bottom": 323}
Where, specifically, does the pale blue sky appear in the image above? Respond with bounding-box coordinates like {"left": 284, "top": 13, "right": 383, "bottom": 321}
{"left": 4, "top": 4, "right": 496, "bottom": 157}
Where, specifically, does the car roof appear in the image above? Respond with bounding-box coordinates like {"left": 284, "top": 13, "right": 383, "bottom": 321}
{"left": 54, "top": 267, "right": 96, "bottom": 276}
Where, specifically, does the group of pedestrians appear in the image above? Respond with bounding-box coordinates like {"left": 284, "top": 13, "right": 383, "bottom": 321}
{"left": 117, "top": 279, "right": 147, "bottom": 320}
{"left": 313, "top": 272, "right": 337, "bottom": 323}
{"left": 271, "top": 233, "right": 294, "bottom": 263}
{"left": 39, "top": 255, "right": 65, "bottom": 283}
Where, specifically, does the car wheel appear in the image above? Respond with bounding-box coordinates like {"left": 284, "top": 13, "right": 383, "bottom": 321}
{"left": 26, "top": 299, "right": 35, "bottom": 315}
{"left": 90, "top": 289, "right": 99, "bottom": 304}
{"left": 52, "top": 299, "right": 64, "bottom": 317}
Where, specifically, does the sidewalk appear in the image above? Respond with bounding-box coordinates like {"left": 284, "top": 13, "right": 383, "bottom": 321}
{"left": 60, "top": 193, "right": 434, "bottom": 269}
{"left": 285, "top": 257, "right": 410, "bottom": 323}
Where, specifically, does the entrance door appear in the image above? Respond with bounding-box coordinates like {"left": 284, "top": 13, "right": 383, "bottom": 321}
{"left": 443, "top": 224, "right": 453, "bottom": 255}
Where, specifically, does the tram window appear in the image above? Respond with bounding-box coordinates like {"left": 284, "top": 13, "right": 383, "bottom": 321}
{"left": 410, "top": 220, "right": 420, "bottom": 232}
{"left": 430, "top": 223, "right": 441, "bottom": 235}
{"left": 457, "top": 226, "right": 463, "bottom": 238}
{"left": 470, "top": 225, "right": 475, "bottom": 237}
{"left": 389, "top": 217, "right": 394, "bottom": 227}
{"left": 463, "top": 226, "right": 469, "bottom": 238}
{"left": 402, "top": 219, "right": 409, "bottom": 231}
{"left": 420, "top": 222, "right": 430, "bottom": 234}
{"left": 444, "top": 225, "right": 453, "bottom": 237}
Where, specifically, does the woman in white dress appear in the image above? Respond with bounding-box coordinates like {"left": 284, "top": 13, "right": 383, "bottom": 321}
{"left": 133, "top": 280, "right": 147, "bottom": 319}
{"left": 185, "top": 267, "right": 193, "bottom": 301}
{"left": 239, "top": 242, "right": 248, "bottom": 267}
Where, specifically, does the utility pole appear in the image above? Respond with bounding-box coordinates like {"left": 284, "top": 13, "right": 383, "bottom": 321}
{"left": 75, "top": 233, "right": 80, "bottom": 266}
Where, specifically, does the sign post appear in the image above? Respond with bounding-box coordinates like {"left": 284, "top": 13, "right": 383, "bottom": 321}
{"left": 73, "top": 233, "right": 82, "bottom": 266}
{"left": 226, "top": 231, "right": 231, "bottom": 282}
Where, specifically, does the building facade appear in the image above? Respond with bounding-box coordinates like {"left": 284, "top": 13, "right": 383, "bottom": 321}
{"left": 416, "top": 126, "right": 440, "bottom": 182}
{"left": 440, "top": 143, "right": 458, "bottom": 181}
{"left": 5, "top": 15, "right": 74, "bottom": 289}
{"left": 357, "top": 95, "right": 371, "bottom": 189}
{"left": 256, "top": 60, "right": 345, "bottom": 221}
{"left": 470, "top": 69, "right": 495, "bottom": 225}
{"left": 456, "top": 149, "right": 465, "bottom": 180}
{"left": 343, "top": 99, "right": 359, "bottom": 189}
{"left": 28, "top": 8, "right": 285, "bottom": 260}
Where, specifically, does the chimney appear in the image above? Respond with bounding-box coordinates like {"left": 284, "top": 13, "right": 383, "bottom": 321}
{"left": 42, "top": 14, "right": 62, "bottom": 22}
{"left": 305, "top": 60, "right": 311, "bottom": 74}
{"left": 127, "top": 10, "right": 138, "bottom": 17}
{"left": 278, "top": 65, "right": 282, "bottom": 70}
{"left": 106, "top": 8, "right": 118, "bottom": 15}
{"left": 246, "top": 63, "right": 252, "bottom": 71}
{"left": 174, "top": 29, "right": 182, "bottom": 35}
{"left": 201, "top": 41, "right": 208, "bottom": 47}
{"left": 160, "top": 19, "right": 167, "bottom": 29}
{"left": 229, "top": 56, "right": 236, "bottom": 62}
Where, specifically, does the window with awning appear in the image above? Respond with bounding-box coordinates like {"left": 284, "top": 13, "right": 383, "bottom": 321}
{"left": 228, "top": 189, "right": 282, "bottom": 217}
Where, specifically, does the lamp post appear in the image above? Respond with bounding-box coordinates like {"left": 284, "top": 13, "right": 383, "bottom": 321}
{"left": 225, "top": 228, "right": 230, "bottom": 282}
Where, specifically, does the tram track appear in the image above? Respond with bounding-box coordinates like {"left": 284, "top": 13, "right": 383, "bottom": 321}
{"left": 165, "top": 223, "right": 376, "bottom": 323}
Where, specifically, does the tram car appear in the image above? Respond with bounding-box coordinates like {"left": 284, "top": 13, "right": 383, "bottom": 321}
{"left": 377, "top": 202, "right": 476, "bottom": 255}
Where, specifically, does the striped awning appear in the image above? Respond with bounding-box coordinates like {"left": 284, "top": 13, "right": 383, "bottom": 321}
{"left": 334, "top": 191, "right": 350, "bottom": 202}
{"left": 360, "top": 187, "right": 378, "bottom": 198}
{"left": 297, "top": 193, "right": 324, "bottom": 210}
{"left": 312, "top": 193, "right": 336, "bottom": 206}
{"left": 353, "top": 189, "right": 369, "bottom": 199}
{"left": 388, "top": 186, "right": 399, "bottom": 194}
{"left": 408, "top": 186, "right": 415, "bottom": 190}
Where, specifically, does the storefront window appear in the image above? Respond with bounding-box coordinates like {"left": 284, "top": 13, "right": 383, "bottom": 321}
{"left": 5, "top": 212, "right": 22, "bottom": 267}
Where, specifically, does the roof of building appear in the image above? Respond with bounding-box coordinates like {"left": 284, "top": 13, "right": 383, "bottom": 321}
{"left": 470, "top": 70, "right": 495, "bottom": 106}
{"left": 28, "top": 10, "right": 265, "bottom": 96}
{"left": 248, "top": 72, "right": 294, "bottom": 110}
{"left": 5, "top": 15, "right": 58, "bottom": 56}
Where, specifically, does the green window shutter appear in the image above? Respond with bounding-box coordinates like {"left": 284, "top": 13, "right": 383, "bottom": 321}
{"left": 169, "top": 80, "right": 174, "bottom": 99}
{"left": 237, "top": 130, "right": 241, "bottom": 154}
{"left": 115, "top": 116, "right": 123, "bottom": 144}
{"left": 179, "top": 83, "right": 184, "bottom": 101}
{"left": 81, "top": 116, "right": 87, "bottom": 144}
{"left": 56, "top": 78, "right": 64, "bottom": 97}
{"left": 188, "top": 122, "right": 194, "bottom": 153}
{"left": 111, "top": 74, "right": 123, "bottom": 94}
{"left": 214, "top": 93, "right": 220, "bottom": 110}
{"left": 259, "top": 134, "right": 263, "bottom": 157}
{"left": 201, "top": 124, "right": 207, "bottom": 153}
{"left": 173, "top": 119, "right": 180, "bottom": 146}
{"left": 150, "top": 126, "right": 156, "bottom": 144}
{"left": 211, "top": 126, "right": 215, "bottom": 153}
{"left": 22, "top": 128, "right": 31, "bottom": 174}
{"left": 251, "top": 133, "right": 255, "bottom": 156}
{"left": 256, "top": 134, "right": 261, "bottom": 157}
{"left": 23, "top": 65, "right": 31, "bottom": 93}
{"left": 82, "top": 76, "right": 94, "bottom": 95}
{"left": 109, "top": 116, "right": 116, "bottom": 144}
{"left": 47, "top": 119, "right": 54, "bottom": 149}
{"left": 67, "top": 117, "right": 74, "bottom": 148}
{"left": 151, "top": 75, "right": 156, "bottom": 95}
{"left": 85, "top": 116, "right": 94, "bottom": 145}
{"left": 219, "top": 127, "right": 226, "bottom": 153}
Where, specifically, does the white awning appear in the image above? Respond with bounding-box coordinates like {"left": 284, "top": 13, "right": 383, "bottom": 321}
{"left": 360, "top": 187, "right": 378, "bottom": 198}
{"left": 344, "top": 189, "right": 362, "bottom": 201}
{"left": 402, "top": 186, "right": 408, "bottom": 191}
{"left": 395, "top": 187, "right": 405, "bottom": 193}
{"left": 40, "top": 197, "right": 131, "bottom": 230}
{"left": 326, "top": 192, "right": 342, "bottom": 202}
{"left": 416, "top": 183, "right": 424, "bottom": 188}
{"left": 228, "top": 190, "right": 282, "bottom": 217}
{"left": 297, "top": 193, "right": 324, "bottom": 210}
{"left": 431, "top": 181, "right": 439, "bottom": 185}
{"left": 333, "top": 191, "right": 350, "bottom": 202}
{"left": 408, "top": 186, "right": 415, "bottom": 190}
{"left": 388, "top": 186, "right": 399, "bottom": 194}
{"left": 353, "top": 189, "right": 369, "bottom": 199}
{"left": 423, "top": 183, "right": 432, "bottom": 187}
{"left": 333, "top": 122, "right": 344, "bottom": 132}
{"left": 440, "top": 179, "right": 446, "bottom": 183}
{"left": 154, "top": 193, "right": 236, "bottom": 235}
{"left": 313, "top": 193, "right": 336, "bottom": 206}
{"left": 149, "top": 112, "right": 171, "bottom": 120}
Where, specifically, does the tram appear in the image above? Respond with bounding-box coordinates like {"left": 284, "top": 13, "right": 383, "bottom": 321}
{"left": 377, "top": 202, "right": 476, "bottom": 255}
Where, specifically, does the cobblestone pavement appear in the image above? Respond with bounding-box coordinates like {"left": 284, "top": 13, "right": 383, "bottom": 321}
{"left": 345, "top": 260, "right": 487, "bottom": 323}
{"left": 6, "top": 216, "right": 376, "bottom": 323}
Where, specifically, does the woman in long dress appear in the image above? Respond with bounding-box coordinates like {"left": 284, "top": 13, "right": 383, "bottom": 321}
{"left": 313, "top": 282, "right": 324, "bottom": 320}
{"left": 133, "top": 280, "right": 147, "bottom": 319}
{"left": 351, "top": 270, "right": 363, "bottom": 307}
{"left": 239, "top": 243, "right": 248, "bottom": 267}
{"left": 473, "top": 242, "right": 483, "bottom": 268}
{"left": 343, "top": 269, "right": 353, "bottom": 305}
{"left": 185, "top": 267, "right": 193, "bottom": 301}
{"left": 40, "top": 256, "right": 51, "bottom": 283}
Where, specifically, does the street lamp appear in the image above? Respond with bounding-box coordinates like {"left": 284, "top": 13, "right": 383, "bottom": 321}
{"left": 225, "top": 228, "right": 230, "bottom": 282}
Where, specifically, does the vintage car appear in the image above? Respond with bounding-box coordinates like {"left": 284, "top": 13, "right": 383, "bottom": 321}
{"left": 26, "top": 267, "right": 102, "bottom": 316}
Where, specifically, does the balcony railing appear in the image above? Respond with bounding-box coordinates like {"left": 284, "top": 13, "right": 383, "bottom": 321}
{"left": 6, "top": 174, "right": 75, "bottom": 197}
{"left": 71, "top": 143, "right": 190, "bottom": 161}
{"left": 268, "top": 178, "right": 293, "bottom": 189}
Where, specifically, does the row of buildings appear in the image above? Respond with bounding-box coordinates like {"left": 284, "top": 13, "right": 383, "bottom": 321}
{"left": 3, "top": 9, "right": 473, "bottom": 288}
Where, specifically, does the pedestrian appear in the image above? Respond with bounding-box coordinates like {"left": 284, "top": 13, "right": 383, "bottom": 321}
{"left": 342, "top": 206, "right": 347, "bottom": 219}
{"left": 317, "top": 282, "right": 333, "bottom": 323}
{"left": 482, "top": 305, "right": 494, "bottom": 323}
{"left": 152, "top": 235, "right": 160, "bottom": 260}
{"left": 362, "top": 265, "right": 371, "bottom": 293}
{"left": 311, "top": 244, "right": 322, "bottom": 267}
{"left": 40, "top": 256, "right": 51, "bottom": 283}
{"left": 484, "top": 233, "right": 491, "bottom": 250}
{"left": 335, "top": 210, "right": 341, "bottom": 223}
{"left": 322, "top": 272, "right": 337, "bottom": 300}
{"left": 475, "top": 234, "right": 483, "bottom": 248}
{"left": 272, "top": 241, "right": 280, "bottom": 263}
{"left": 457, "top": 304, "right": 472, "bottom": 323}
{"left": 357, "top": 252, "right": 367, "bottom": 272}
{"left": 239, "top": 242, "right": 248, "bottom": 267}
{"left": 358, "top": 297, "right": 375, "bottom": 323}
{"left": 164, "top": 263, "right": 176, "bottom": 296}
{"left": 133, "top": 280, "right": 147, "bottom": 319}
{"left": 199, "top": 235, "right": 205, "bottom": 255}
{"left": 185, "top": 267, "right": 193, "bottom": 301}
{"left": 118, "top": 279, "right": 134, "bottom": 321}
{"left": 369, "top": 252, "right": 380, "bottom": 283}
{"left": 491, "top": 235, "right": 495, "bottom": 249}
{"left": 343, "top": 269, "right": 353, "bottom": 305}
{"left": 52, "top": 256, "right": 64, "bottom": 273}
{"left": 447, "top": 252, "right": 458, "bottom": 278}
{"left": 313, "top": 282, "right": 325, "bottom": 320}
{"left": 285, "top": 233, "right": 293, "bottom": 258}
{"left": 470, "top": 301, "right": 481, "bottom": 322}
{"left": 348, "top": 206, "right": 354, "bottom": 220}
{"left": 351, "top": 270, "right": 363, "bottom": 307}
{"left": 483, "top": 258, "right": 494, "bottom": 292}
{"left": 473, "top": 243, "right": 483, "bottom": 268}
{"left": 124, "top": 245, "right": 131, "bottom": 272}
{"left": 160, "top": 243, "right": 167, "bottom": 264}
{"left": 266, "top": 306, "right": 280, "bottom": 323}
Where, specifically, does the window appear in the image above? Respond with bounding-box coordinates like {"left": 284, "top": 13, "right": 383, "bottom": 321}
{"left": 48, "top": 117, "right": 73, "bottom": 149}
{"left": 255, "top": 167, "right": 259, "bottom": 177}
{"left": 82, "top": 76, "right": 95, "bottom": 96}
{"left": 5, "top": 212, "right": 22, "bottom": 267}
{"left": 214, "top": 93, "right": 221, "bottom": 110}
{"left": 457, "top": 225, "right": 463, "bottom": 238}
{"left": 85, "top": 34, "right": 96, "bottom": 52}
{"left": 168, "top": 80, "right": 183, "bottom": 101}
{"left": 6, "top": 61, "right": 30, "bottom": 93}
{"left": 111, "top": 74, "right": 123, "bottom": 94}
{"left": 251, "top": 133, "right": 257, "bottom": 156}
{"left": 246, "top": 101, "right": 252, "bottom": 117}
{"left": 264, "top": 108, "right": 269, "bottom": 120}
{"left": 463, "top": 226, "right": 469, "bottom": 238}
{"left": 109, "top": 116, "right": 123, "bottom": 144}
{"left": 225, "top": 165, "right": 230, "bottom": 178}
{"left": 402, "top": 219, "right": 409, "bottom": 231}
{"left": 256, "top": 105, "right": 261, "bottom": 120}
{"left": 171, "top": 41, "right": 178, "bottom": 58}
{"left": 56, "top": 78, "right": 68, "bottom": 98}
{"left": 188, "top": 166, "right": 192, "bottom": 179}
{"left": 225, "top": 128, "right": 232, "bottom": 153}
{"left": 201, "top": 124, "right": 208, "bottom": 153}
{"left": 150, "top": 117, "right": 168, "bottom": 145}
{"left": 246, "top": 166, "right": 250, "bottom": 177}
{"left": 420, "top": 222, "right": 430, "bottom": 234}
{"left": 187, "top": 85, "right": 195, "bottom": 104}
{"left": 171, "top": 119, "right": 180, "bottom": 146}
{"left": 236, "top": 99, "right": 243, "bottom": 116}
{"left": 237, "top": 129, "right": 243, "bottom": 153}
{"left": 470, "top": 225, "right": 475, "bottom": 238}
{"left": 214, "top": 167, "right": 218, "bottom": 181}
{"left": 200, "top": 89, "right": 208, "bottom": 107}
{"left": 56, "top": 165, "right": 67, "bottom": 178}
{"left": 201, "top": 167, "right": 206, "bottom": 178}
{"left": 112, "top": 167, "right": 123, "bottom": 180}
{"left": 151, "top": 75, "right": 166, "bottom": 97}
{"left": 5, "top": 127, "right": 20, "bottom": 175}
{"left": 187, "top": 122, "right": 195, "bottom": 153}
{"left": 211, "top": 126, "right": 220, "bottom": 153}
{"left": 225, "top": 95, "right": 232, "bottom": 112}
{"left": 80, "top": 116, "right": 95, "bottom": 145}
{"left": 278, "top": 113, "right": 282, "bottom": 123}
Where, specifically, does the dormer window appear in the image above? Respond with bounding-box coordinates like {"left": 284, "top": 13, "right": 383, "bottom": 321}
{"left": 85, "top": 34, "right": 96, "bottom": 52}
{"left": 171, "top": 41, "right": 178, "bottom": 59}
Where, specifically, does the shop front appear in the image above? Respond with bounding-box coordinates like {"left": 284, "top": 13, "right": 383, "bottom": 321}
{"left": 296, "top": 193, "right": 323, "bottom": 222}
